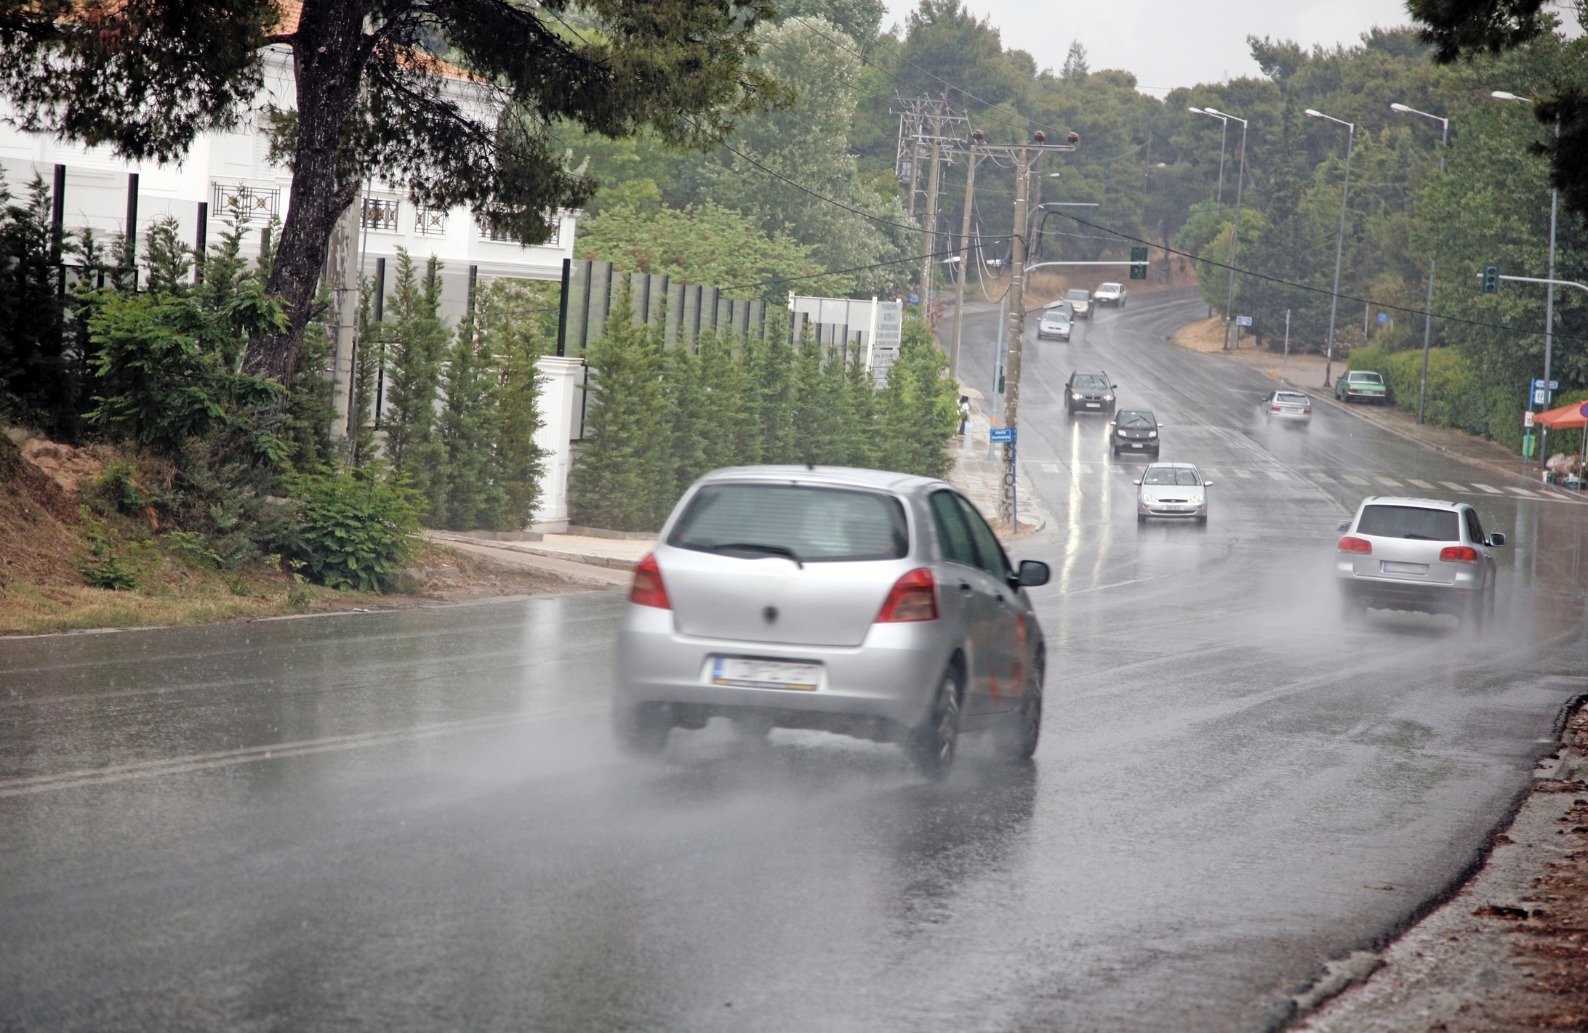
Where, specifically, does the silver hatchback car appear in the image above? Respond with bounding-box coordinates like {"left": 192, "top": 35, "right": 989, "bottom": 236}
{"left": 614, "top": 466, "right": 1051, "bottom": 777}
{"left": 1335, "top": 497, "right": 1506, "bottom": 628}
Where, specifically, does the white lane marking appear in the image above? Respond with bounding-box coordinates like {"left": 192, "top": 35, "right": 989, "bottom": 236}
{"left": 1374, "top": 477, "right": 1403, "bottom": 489}
{"left": 1473, "top": 483, "right": 1502, "bottom": 494}
{"left": 0, "top": 706, "right": 602, "bottom": 798}
{"left": 1265, "top": 469, "right": 1291, "bottom": 480}
{"left": 1408, "top": 478, "right": 1435, "bottom": 488}
{"left": 1341, "top": 474, "right": 1370, "bottom": 485}
{"left": 1441, "top": 482, "right": 1467, "bottom": 492}
{"left": 1233, "top": 468, "right": 1255, "bottom": 478}
{"left": 1506, "top": 486, "right": 1539, "bottom": 498}
{"left": 1041, "top": 462, "right": 1061, "bottom": 473}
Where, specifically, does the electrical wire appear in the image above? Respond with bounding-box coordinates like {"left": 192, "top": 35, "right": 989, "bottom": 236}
{"left": 715, "top": 244, "right": 966, "bottom": 292}
{"left": 1051, "top": 210, "right": 1588, "bottom": 347}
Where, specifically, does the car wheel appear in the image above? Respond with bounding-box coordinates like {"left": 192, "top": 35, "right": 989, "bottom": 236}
{"left": 1196, "top": 514, "right": 1207, "bottom": 526}
{"left": 996, "top": 657, "right": 1044, "bottom": 762}
{"left": 1136, "top": 512, "right": 1146, "bottom": 524}
{"left": 1464, "top": 586, "right": 1490, "bottom": 634}
{"left": 908, "top": 665, "right": 962, "bottom": 779}
{"left": 613, "top": 702, "right": 670, "bottom": 755}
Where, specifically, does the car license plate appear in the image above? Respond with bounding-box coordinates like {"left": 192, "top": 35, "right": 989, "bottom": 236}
{"left": 1380, "top": 561, "right": 1428, "bottom": 575}
{"left": 1085, "top": 402, "right": 1100, "bottom": 408}
{"left": 1129, "top": 442, "right": 1146, "bottom": 448}
{"left": 711, "top": 657, "right": 820, "bottom": 691}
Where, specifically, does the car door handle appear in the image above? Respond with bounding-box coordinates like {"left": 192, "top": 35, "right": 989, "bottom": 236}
{"left": 958, "top": 582, "right": 974, "bottom": 595}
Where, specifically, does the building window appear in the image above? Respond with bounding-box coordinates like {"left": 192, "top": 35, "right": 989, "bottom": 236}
{"left": 212, "top": 183, "right": 280, "bottom": 222}
{"left": 477, "top": 213, "right": 561, "bottom": 247}
{"left": 361, "top": 197, "right": 401, "bottom": 232}
{"left": 415, "top": 205, "right": 448, "bottom": 235}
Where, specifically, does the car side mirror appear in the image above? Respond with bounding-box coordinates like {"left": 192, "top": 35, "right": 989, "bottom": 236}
{"left": 1487, "top": 532, "right": 1507, "bottom": 547}
{"left": 1012, "top": 559, "right": 1050, "bottom": 588}
{"left": 1336, "top": 520, "right": 1351, "bottom": 533}
{"left": 1132, "top": 478, "right": 1142, "bottom": 485}
{"left": 1203, "top": 480, "right": 1214, "bottom": 487}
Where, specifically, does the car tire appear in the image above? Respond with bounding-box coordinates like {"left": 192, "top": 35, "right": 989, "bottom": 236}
{"left": 996, "top": 657, "right": 1044, "bottom": 762}
{"left": 1196, "top": 514, "right": 1207, "bottom": 526}
{"left": 908, "top": 665, "right": 962, "bottom": 779}
{"left": 613, "top": 702, "right": 670, "bottom": 755}
{"left": 1464, "top": 585, "right": 1491, "bottom": 634}
{"left": 1136, "top": 512, "right": 1146, "bottom": 524}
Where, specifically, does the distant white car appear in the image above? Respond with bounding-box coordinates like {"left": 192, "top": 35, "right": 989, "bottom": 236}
{"left": 1134, "top": 462, "right": 1210, "bottom": 525}
{"left": 1264, "top": 390, "right": 1313, "bottom": 423}
{"left": 1062, "top": 288, "right": 1092, "bottom": 319}
{"left": 1037, "top": 308, "right": 1072, "bottom": 341}
{"left": 1094, "top": 282, "right": 1127, "bottom": 306}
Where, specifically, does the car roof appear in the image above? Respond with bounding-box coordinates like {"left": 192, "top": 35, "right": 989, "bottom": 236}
{"left": 1041, "top": 309, "right": 1070, "bottom": 319}
{"left": 1357, "top": 495, "right": 1464, "bottom": 511}
{"left": 1070, "top": 369, "right": 1109, "bottom": 378}
{"left": 1116, "top": 407, "right": 1155, "bottom": 417}
{"left": 1144, "top": 462, "right": 1199, "bottom": 470}
{"left": 695, "top": 465, "right": 945, "bottom": 494}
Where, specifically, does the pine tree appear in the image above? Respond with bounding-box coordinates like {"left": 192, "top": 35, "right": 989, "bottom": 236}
{"left": 476, "top": 283, "right": 548, "bottom": 530}
{"left": 665, "top": 332, "right": 714, "bottom": 501}
{"left": 568, "top": 286, "right": 671, "bottom": 531}
{"left": 754, "top": 311, "right": 800, "bottom": 464}
{"left": 841, "top": 348, "right": 878, "bottom": 468}
{"left": 695, "top": 328, "right": 747, "bottom": 474}
{"left": 382, "top": 251, "right": 448, "bottom": 520}
{"left": 281, "top": 280, "right": 338, "bottom": 472}
{"left": 347, "top": 281, "right": 382, "bottom": 469}
{"left": 438, "top": 319, "right": 498, "bottom": 529}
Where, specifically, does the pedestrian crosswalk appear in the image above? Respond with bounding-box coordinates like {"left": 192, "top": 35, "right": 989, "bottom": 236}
{"left": 1027, "top": 460, "right": 1582, "bottom": 502}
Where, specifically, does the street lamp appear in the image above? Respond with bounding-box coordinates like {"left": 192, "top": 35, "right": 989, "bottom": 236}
{"left": 1492, "top": 90, "right": 1560, "bottom": 424}
{"left": 1205, "top": 107, "right": 1248, "bottom": 331}
{"left": 1390, "top": 102, "right": 1450, "bottom": 425}
{"left": 1306, "top": 108, "right": 1355, "bottom": 388}
{"left": 1190, "top": 106, "right": 1229, "bottom": 208}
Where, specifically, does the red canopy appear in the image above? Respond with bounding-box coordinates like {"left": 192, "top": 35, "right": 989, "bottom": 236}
{"left": 1534, "top": 400, "right": 1588, "bottom": 430}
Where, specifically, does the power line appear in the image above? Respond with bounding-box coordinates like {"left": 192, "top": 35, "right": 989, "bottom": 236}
{"left": 1053, "top": 211, "right": 1588, "bottom": 347}
{"left": 717, "top": 245, "right": 965, "bottom": 292}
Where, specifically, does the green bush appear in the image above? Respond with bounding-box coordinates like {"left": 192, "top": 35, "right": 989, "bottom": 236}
{"left": 75, "top": 511, "right": 147, "bottom": 590}
{"left": 280, "top": 466, "right": 420, "bottom": 593}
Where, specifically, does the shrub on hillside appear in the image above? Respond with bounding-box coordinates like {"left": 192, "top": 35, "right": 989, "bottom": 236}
{"left": 278, "top": 466, "right": 419, "bottom": 593}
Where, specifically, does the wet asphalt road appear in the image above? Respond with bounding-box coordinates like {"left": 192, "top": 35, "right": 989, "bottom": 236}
{"left": 4, "top": 291, "right": 1588, "bottom": 1032}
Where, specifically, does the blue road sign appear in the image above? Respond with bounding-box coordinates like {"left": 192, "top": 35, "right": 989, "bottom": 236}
{"left": 989, "top": 427, "right": 1016, "bottom": 443}
{"left": 1235, "top": 315, "right": 1253, "bottom": 327}
{"left": 1375, "top": 312, "right": 1390, "bottom": 325}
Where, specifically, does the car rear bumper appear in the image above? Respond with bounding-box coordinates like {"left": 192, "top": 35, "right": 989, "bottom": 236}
{"left": 615, "top": 605, "right": 948, "bottom": 730}
{"left": 1341, "top": 391, "right": 1388, "bottom": 403}
{"left": 1337, "top": 577, "right": 1477, "bottom": 615}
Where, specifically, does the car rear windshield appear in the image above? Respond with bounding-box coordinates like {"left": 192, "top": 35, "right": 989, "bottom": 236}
{"left": 1356, "top": 505, "right": 1459, "bottom": 542}
{"left": 1349, "top": 372, "right": 1384, "bottom": 384}
{"left": 667, "top": 484, "right": 909, "bottom": 562}
{"left": 1074, "top": 374, "right": 1109, "bottom": 389}
{"left": 1276, "top": 392, "right": 1309, "bottom": 404}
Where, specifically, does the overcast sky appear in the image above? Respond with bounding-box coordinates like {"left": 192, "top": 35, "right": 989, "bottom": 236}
{"left": 879, "top": 0, "right": 1417, "bottom": 94}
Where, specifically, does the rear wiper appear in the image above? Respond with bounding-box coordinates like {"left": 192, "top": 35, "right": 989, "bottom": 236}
{"left": 705, "top": 542, "right": 804, "bottom": 568}
{"left": 1402, "top": 533, "right": 1440, "bottom": 541}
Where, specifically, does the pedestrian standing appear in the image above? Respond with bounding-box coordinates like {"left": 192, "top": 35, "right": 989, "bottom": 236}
{"left": 957, "top": 395, "right": 971, "bottom": 436}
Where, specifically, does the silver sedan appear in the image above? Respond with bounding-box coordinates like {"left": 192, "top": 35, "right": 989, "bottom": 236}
{"left": 613, "top": 466, "right": 1051, "bottom": 777}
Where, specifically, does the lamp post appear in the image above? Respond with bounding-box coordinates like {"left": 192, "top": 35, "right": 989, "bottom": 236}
{"left": 1390, "top": 102, "right": 1449, "bottom": 425}
{"left": 1190, "top": 106, "right": 1229, "bottom": 208}
{"left": 1306, "top": 108, "right": 1355, "bottom": 388}
{"left": 1204, "top": 108, "right": 1247, "bottom": 332}
{"left": 1492, "top": 90, "right": 1559, "bottom": 424}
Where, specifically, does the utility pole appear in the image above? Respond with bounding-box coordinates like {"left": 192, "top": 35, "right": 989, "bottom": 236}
{"left": 949, "top": 130, "right": 982, "bottom": 380}
{"left": 920, "top": 138, "right": 942, "bottom": 305}
{"left": 1000, "top": 143, "right": 1032, "bottom": 530}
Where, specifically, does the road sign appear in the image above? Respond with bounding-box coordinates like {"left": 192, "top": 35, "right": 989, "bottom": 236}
{"left": 1375, "top": 312, "right": 1390, "bottom": 325}
{"left": 1533, "top": 378, "right": 1559, "bottom": 390}
{"left": 1580, "top": 401, "right": 1588, "bottom": 419}
{"left": 1235, "top": 315, "right": 1253, "bottom": 327}
{"left": 1525, "top": 410, "right": 1535, "bottom": 428}
{"left": 989, "top": 427, "right": 1016, "bottom": 443}
{"left": 1533, "top": 389, "right": 1548, "bottom": 406}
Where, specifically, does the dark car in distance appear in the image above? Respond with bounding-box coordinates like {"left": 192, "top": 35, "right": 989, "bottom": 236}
{"left": 1066, "top": 371, "right": 1116, "bottom": 415}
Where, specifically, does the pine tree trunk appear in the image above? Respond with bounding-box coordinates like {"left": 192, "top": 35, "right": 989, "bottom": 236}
{"left": 246, "top": 0, "right": 370, "bottom": 387}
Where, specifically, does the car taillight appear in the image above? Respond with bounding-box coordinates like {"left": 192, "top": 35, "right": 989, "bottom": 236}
{"left": 1303, "top": 407, "right": 1312, "bottom": 415}
{"left": 1270, "top": 404, "right": 1281, "bottom": 413}
{"left": 629, "top": 553, "right": 672, "bottom": 609}
{"left": 1337, "top": 536, "right": 1372, "bottom": 554}
{"left": 1439, "top": 545, "right": 1478, "bottom": 563}
{"left": 875, "top": 567, "right": 938, "bottom": 623}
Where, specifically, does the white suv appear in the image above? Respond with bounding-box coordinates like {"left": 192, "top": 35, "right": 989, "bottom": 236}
{"left": 1334, "top": 497, "right": 1505, "bottom": 629}
{"left": 1094, "top": 282, "right": 1127, "bottom": 306}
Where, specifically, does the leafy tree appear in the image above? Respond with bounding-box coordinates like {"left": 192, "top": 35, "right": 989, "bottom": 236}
{"left": 0, "top": 0, "right": 784, "bottom": 389}
{"left": 1061, "top": 41, "right": 1090, "bottom": 83}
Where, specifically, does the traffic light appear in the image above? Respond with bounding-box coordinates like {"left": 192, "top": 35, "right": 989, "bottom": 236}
{"left": 1129, "top": 245, "right": 1148, "bottom": 280}
{"left": 1481, "top": 263, "right": 1499, "bottom": 293}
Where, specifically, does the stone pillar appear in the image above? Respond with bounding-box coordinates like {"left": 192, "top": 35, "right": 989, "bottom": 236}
{"left": 531, "top": 355, "right": 585, "bottom": 532}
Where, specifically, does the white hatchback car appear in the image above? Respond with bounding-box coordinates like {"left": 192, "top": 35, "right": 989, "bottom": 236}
{"left": 613, "top": 466, "right": 1052, "bottom": 777}
{"left": 1134, "top": 463, "right": 1210, "bottom": 524}
{"left": 1335, "top": 497, "right": 1506, "bottom": 628}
